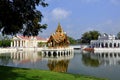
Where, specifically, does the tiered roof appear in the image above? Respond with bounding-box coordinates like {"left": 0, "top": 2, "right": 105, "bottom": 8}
{"left": 48, "top": 23, "right": 69, "bottom": 43}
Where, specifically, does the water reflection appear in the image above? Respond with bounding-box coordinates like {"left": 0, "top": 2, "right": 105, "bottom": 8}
{"left": 82, "top": 53, "right": 101, "bottom": 67}
{"left": 0, "top": 51, "right": 42, "bottom": 66}
{"left": 47, "top": 60, "right": 69, "bottom": 72}
{"left": 42, "top": 51, "right": 74, "bottom": 72}
{"left": 0, "top": 53, "right": 11, "bottom": 65}
{"left": 82, "top": 51, "right": 120, "bottom": 66}
{"left": 0, "top": 50, "right": 74, "bottom": 73}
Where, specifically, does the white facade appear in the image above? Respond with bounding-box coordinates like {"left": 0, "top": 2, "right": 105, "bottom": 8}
{"left": 11, "top": 35, "right": 47, "bottom": 48}
{"left": 90, "top": 33, "right": 120, "bottom": 48}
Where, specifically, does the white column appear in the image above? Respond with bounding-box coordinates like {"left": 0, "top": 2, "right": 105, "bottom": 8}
{"left": 104, "top": 43, "right": 105, "bottom": 48}
{"left": 108, "top": 43, "right": 109, "bottom": 48}
{"left": 16, "top": 40, "right": 18, "bottom": 47}
{"left": 25, "top": 41, "right": 27, "bottom": 47}
{"left": 22, "top": 41, "right": 23, "bottom": 47}
{"left": 14, "top": 41, "right": 16, "bottom": 47}
{"left": 20, "top": 41, "right": 22, "bottom": 47}
{"left": 112, "top": 43, "right": 114, "bottom": 48}
{"left": 23, "top": 41, "right": 25, "bottom": 47}
{"left": 100, "top": 43, "right": 101, "bottom": 48}
{"left": 11, "top": 41, "right": 13, "bottom": 47}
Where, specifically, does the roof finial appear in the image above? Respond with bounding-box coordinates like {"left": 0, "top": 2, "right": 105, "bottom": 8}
{"left": 56, "top": 22, "right": 63, "bottom": 33}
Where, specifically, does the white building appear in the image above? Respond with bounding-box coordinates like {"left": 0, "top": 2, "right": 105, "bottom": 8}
{"left": 90, "top": 33, "right": 120, "bottom": 48}
{"left": 11, "top": 35, "right": 47, "bottom": 48}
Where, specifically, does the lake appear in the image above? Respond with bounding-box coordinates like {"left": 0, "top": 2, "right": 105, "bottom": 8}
{"left": 0, "top": 50, "right": 120, "bottom": 80}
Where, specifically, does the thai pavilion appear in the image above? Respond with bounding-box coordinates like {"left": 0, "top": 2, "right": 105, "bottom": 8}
{"left": 47, "top": 23, "right": 70, "bottom": 48}
{"left": 90, "top": 33, "right": 120, "bottom": 48}
{"left": 11, "top": 35, "right": 47, "bottom": 48}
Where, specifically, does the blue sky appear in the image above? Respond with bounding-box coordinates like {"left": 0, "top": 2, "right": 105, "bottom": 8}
{"left": 37, "top": 0, "right": 120, "bottom": 39}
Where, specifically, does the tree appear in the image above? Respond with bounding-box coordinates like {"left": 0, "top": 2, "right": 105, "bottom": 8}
{"left": 81, "top": 30, "right": 100, "bottom": 44}
{"left": 67, "top": 36, "right": 77, "bottom": 45}
{"left": 0, "top": 35, "right": 11, "bottom": 47}
{"left": 117, "top": 32, "right": 120, "bottom": 39}
{"left": 0, "top": 0, "right": 48, "bottom": 36}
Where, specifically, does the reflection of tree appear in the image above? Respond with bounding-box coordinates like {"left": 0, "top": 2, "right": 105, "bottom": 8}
{"left": 82, "top": 53, "right": 100, "bottom": 67}
{"left": 47, "top": 60, "right": 69, "bottom": 72}
{"left": 0, "top": 53, "right": 11, "bottom": 66}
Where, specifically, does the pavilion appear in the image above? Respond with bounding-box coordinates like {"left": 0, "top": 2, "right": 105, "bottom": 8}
{"left": 47, "top": 23, "right": 70, "bottom": 48}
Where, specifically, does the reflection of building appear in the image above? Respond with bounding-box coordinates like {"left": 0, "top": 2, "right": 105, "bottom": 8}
{"left": 83, "top": 51, "right": 120, "bottom": 66}
{"left": 90, "top": 33, "right": 120, "bottom": 51}
{"left": 94, "top": 52, "right": 120, "bottom": 66}
{"left": 11, "top": 35, "right": 47, "bottom": 48}
{"left": 0, "top": 51, "right": 42, "bottom": 65}
{"left": 47, "top": 23, "right": 69, "bottom": 48}
{"left": 11, "top": 51, "right": 42, "bottom": 64}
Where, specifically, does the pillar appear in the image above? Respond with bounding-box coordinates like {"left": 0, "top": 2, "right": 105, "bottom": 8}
{"left": 108, "top": 43, "right": 109, "bottom": 48}
{"left": 46, "top": 51, "right": 48, "bottom": 57}
{"left": 16, "top": 40, "right": 18, "bottom": 47}
{"left": 112, "top": 43, "right": 114, "bottom": 48}
{"left": 23, "top": 41, "right": 25, "bottom": 47}
{"left": 100, "top": 43, "right": 101, "bottom": 48}
{"left": 14, "top": 41, "right": 16, "bottom": 47}
{"left": 104, "top": 42, "right": 105, "bottom": 48}
{"left": 11, "top": 41, "right": 13, "bottom": 47}
{"left": 51, "top": 51, "right": 53, "bottom": 57}
{"left": 20, "top": 41, "right": 22, "bottom": 47}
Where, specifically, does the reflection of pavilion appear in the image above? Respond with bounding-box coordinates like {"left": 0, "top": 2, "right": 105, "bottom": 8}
{"left": 47, "top": 60, "right": 69, "bottom": 72}
{"left": 43, "top": 51, "right": 74, "bottom": 72}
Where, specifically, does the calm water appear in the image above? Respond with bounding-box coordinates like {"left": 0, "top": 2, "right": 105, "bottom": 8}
{"left": 0, "top": 50, "right": 120, "bottom": 80}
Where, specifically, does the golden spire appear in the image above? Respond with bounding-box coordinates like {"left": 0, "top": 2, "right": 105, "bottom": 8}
{"left": 56, "top": 23, "right": 63, "bottom": 33}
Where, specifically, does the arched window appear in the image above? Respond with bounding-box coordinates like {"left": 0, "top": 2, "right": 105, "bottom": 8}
{"left": 101, "top": 43, "right": 104, "bottom": 48}
{"left": 48, "top": 51, "right": 51, "bottom": 57}
{"left": 105, "top": 43, "right": 108, "bottom": 48}
{"left": 109, "top": 43, "right": 112, "bottom": 48}
{"left": 53, "top": 52, "right": 57, "bottom": 57}
{"left": 114, "top": 43, "right": 116, "bottom": 48}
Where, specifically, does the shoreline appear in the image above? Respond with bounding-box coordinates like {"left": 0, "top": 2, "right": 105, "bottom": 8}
{"left": 0, "top": 65, "right": 107, "bottom": 80}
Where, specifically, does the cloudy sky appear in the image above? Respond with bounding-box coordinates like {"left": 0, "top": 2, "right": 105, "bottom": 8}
{"left": 37, "top": 0, "right": 120, "bottom": 39}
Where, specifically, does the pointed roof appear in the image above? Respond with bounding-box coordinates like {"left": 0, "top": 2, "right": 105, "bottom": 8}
{"left": 48, "top": 23, "right": 70, "bottom": 44}
{"left": 55, "top": 23, "right": 64, "bottom": 33}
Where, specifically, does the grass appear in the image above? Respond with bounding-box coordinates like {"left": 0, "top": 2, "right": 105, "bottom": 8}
{"left": 0, "top": 66, "right": 107, "bottom": 80}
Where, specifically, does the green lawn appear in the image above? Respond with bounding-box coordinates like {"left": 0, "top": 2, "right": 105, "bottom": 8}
{"left": 0, "top": 66, "right": 107, "bottom": 80}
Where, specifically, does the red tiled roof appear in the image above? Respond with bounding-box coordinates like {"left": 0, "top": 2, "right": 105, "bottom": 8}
{"left": 17, "top": 35, "right": 46, "bottom": 40}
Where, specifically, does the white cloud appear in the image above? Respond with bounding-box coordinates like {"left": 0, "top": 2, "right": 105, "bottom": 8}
{"left": 51, "top": 8, "right": 70, "bottom": 20}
